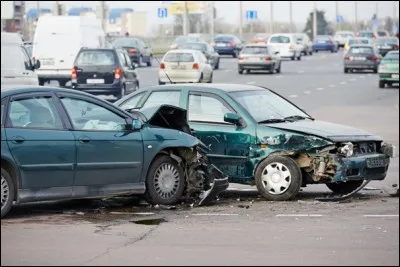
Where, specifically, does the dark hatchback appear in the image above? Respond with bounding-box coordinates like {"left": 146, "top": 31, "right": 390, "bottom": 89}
{"left": 178, "top": 42, "right": 220, "bottom": 69}
{"left": 71, "top": 48, "right": 139, "bottom": 99}
{"left": 344, "top": 45, "right": 381, "bottom": 73}
{"left": 211, "top": 35, "right": 244, "bottom": 58}
{"left": 112, "top": 37, "right": 153, "bottom": 67}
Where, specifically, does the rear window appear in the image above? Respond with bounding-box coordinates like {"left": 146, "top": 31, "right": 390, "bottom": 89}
{"left": 76, "top": 50, "right": 116, "bottom": 66}
{"left": 360, "top": 32, "right": 374, "bottom": 38}
{"left": 349, "top": 39, "right": 370, "bottom": 45}
{"left": 377, "top": 31, "right": 387, "bottom": 37}
{"left": 269, "top": 36, "right": 290, "bottom": 43}
{"left": 112, "top": 38, "right": 138, "bottom": 47}
{"left": 377, "top": 38, "right": 398, "bottom": 45}
{"left": 316, "top": 36, "right": 331, "bottom": 40}
{"left": 384, "top": 52, "right": 399, "bottom": 60}
{"left": 164, "top": 52, "right": 195, "bottom": 62}
{"left": 214, "top": 36, "right": 234, "bottom": 42}
{"left": 349, "top": 47, "right": 373, "bottom": 54}
{"left": 179, "top": 43, "right": 207, "bottom": 51}
{"left": 241, "top": 46, "right": 268, "bottom": 54}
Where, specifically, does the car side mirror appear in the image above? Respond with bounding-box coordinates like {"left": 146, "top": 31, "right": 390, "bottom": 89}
{"left": 224, "top": 112, "right": 241, "bottom": 125}
{"left": 34, "top": 59, "right": 41, "bottom": 70}
{"left": 274, "top": 51, "right": 280, "bottom": 55}
{"left": 131, "top": 119, "right": 142, "bottom": 130}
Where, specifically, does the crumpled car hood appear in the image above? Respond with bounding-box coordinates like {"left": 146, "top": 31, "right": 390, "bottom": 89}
{"left": 265, "top": 120, "right": 382, "bottom": 142}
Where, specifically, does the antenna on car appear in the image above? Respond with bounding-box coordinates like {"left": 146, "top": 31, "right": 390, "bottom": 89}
{"left": 153, "top": 55, "right": 173, "bottom": 84}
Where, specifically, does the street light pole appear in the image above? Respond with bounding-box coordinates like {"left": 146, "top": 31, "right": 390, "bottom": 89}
{"left": 289, "top": 1, "right": 293, "bottom": 32}
{"left": 313, "top": 2, "right": 317, "bottom": 39}
{"left": 335, "top": 1, "right": 340, "bottom": 31}
{"left": 270, "top": 1, "right": 274, "bottom": 33}
{"left": 239, "top": 1, "right": 243, "bottom": 39}
{"left": 183, "top": 1, "right": 189, "bottom": 36}
{"left": 210, "top": 2, "right": 215, "bottom": 38}
{"left": 354, "top": 1, "right": 358, "bottom": 32}
{"left": 100, "top": 1, "right": 106, "bottom": 33}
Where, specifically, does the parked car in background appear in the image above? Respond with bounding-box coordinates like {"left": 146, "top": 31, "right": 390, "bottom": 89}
{"left": 112, "top": 37, "right": 153, "bottom": 67}
{"left": 238, "top": 43, "right": 281, "bottom": 74}
{"left": 377, "top": 30, "right": 390, "bottom": 38}
{"left": 312, "top": 35, "right": 339, "bottom": 53}
{"left": 211, "top": 35, "right": 244, "bottom": 58}
{"left": 344, "top": 38, "right": 374, "bottom": 54}
{"left": 178, "top": 42, "right": 220, "bottom": 69}
{"left": 295, "top": 33, "right": 313, "bottom": 55}
{"left": 378, "top": 51, "right": 399, "bottom": 88}
{"left": 71, "top": 47, "right": 139, "bottom": 99}
{"left": 170, "top": 35, "right": 202, "bottom": 50}
{"left": 334, "top": 31, "right": 355, "bottom": 47}
{"left": 0, "top": 86, "right": 228, "bottom": 217}
{"left": 249, "top": 33, "right": 270, "bottom": 44}
{"left": 32, "top": 15, "right": 107, "bottom": 86}
{"left": 359, "top": 30, "right": 376, "bottom": 40}
{"left": 376, "top": 37, "right": 399, "bottom": 56}
{"left": 1, "top": 32, "right": 40, "bottom": 86}
{"left": 158, "top": 49, "right": 213, "bottom": 84}
{"left": 267, "top": 33, "right": 302, "bottom": 60}
{"left": 344, "top": 44, "right": 381, "bottom": 73}
{"left": 115, "top": 84, "right": 395, "bottom": 202}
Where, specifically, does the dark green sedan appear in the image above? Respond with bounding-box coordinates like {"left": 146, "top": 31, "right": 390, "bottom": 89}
{"left": 116, "top": 84, "right": 395, "bottom": 202}
{"left": 1, "top": 86, "right": 228, "bottom": 217}
{"left": 378, "top": 51, "right": 399, "bottom": 88}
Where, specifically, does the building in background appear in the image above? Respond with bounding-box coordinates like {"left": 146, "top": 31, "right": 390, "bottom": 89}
{"left": 121, "top": 12, "right": 148, "bottom": 37}
{"left": 1, "top": 1, "right": 25, "bottom": 34}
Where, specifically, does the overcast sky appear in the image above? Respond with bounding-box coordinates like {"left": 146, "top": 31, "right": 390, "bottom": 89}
{"left": 26, "top": 1, "right": 398, "bottom": 25}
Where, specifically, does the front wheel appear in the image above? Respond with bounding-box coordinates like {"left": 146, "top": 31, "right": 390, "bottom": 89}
{"left": 144, "top": 155, "right": 185, "bottom": 205}
{"left": 326, "top": 180, "right": 364, "bottom": 194}
{"left": 379, "top": 80, "right": 385, "bottom": 88}
{"left": 147, "top": 55, "right": 152, "bottom": 67}
{"left": 1, "top": 168, "right": 15, "bottom": 218}
{"left": 116, "top": 84, "right": 126, "bottom": 99}
{"left": 215, "top": 59, "right": 220, "bottom": 70}
{"left": 255, "top": 155, "right": 302, "bottom": 201}
{"left": 275, "top": 63, "right": 281, "bottom": 74}
{"left": 238, "top": 69, "right": 243, "bottom": 74}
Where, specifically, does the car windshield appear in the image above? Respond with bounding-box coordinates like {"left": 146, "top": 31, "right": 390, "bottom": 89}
{"left": 179, "top": 43, "right": 207, "bottom": 51}
{"left": 360, "top": 32, "right": 374, "bottom": 38}
{"left": 25, "top": 45, "right": 32, "bottom": 57}
{"left": 229, "top": 90, "right": 309, "bottom": 122}
{"left": 384, "top": 52, "right": 399, "bottom": 60}
{"left": 214, "top": 36, "right": 234, "bottom": 42}
{"left": 377, "top": 38, "right": 398, "bottom": 45}
{"left": 76, "top": 50, "right": 116, "bottom": 65}
{"left": 349, "top": 46, "right": 373, "bottom": 54}
{"left": 255, "top": 34, "right": 268, "bottom": 40}
{"left": 241, "top": 46, "right": 268, "bottom": 54}
{"left": 269, "top": 36, "right": 290, "bottom": 43}
{"left": 175, "top": 36, "right": 200, "bottom": 45}
{"left": 1, "top": 44, "right": 26, "bottom": 71}
{"left": 112, "top": 38, "right": 138, "bottom": 47}
{"left": 164, "top": 52, "right": 195, "bottom": 62}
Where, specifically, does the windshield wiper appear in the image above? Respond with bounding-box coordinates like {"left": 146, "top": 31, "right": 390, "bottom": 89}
{"left": 284, "top": 115, "right": 314, "bottom": 121}
{"left": 258, "top": 118, "right": 288, "bottom": 124}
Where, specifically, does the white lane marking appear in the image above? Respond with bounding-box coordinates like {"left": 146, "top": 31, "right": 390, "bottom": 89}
{"left": 340, "top": 81, "right": 347, "bottom": 85}
{"left": 276, "top": 75, "right": 284, "bottom": 79}
{"left": 223, "top": 69, "right": 232, "bottom": 72}
{"left": 247, "top": 81, "right": 256, "bottom": 85}
{"left": 359, "top": 75, "right": 365, "bottom": 78}
{"left": 193, "top": 213, "right": 239, "bottom": 216}
{"left": 329, "top": 84, "right": 335, "bottom": 88}
{"left": 304, "top": 90, "right": 311, "bottom": 94}
{"left": 349, "top": 78, "right": 356, "bottom": 81}
{"left": 298, "top": 70, "right": 305, "bottom": 73}
{"left": 363, "top": 215, "right": 399, "bottom": 218}
{"left": 276, "top": 214, "right": 323, "bottom": 217}
{"left": 316, "top": 87, "right": 324, "bottom": 91}
{"left": 288, "top": 94, "right": 298, "bottom": 98}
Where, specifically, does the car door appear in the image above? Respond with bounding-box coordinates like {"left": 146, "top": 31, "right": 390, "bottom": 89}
{"left": 57, "top": 93, "right": 144, "bottom": 189}
{"left": 117, "top": 50, "right": 136, "bottom": 91}
{"left": 4, "top": 92, "right": 76, "bottom": 192}
{"left": 185, "top": 91, "right": 255, "bottom": 180}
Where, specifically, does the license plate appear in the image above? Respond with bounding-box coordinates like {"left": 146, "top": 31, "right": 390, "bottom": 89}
{"left": 86, "top": 79, "right": 104, "bottom": 84}
{"left": 366, "top": 156, "right": 389, "bottom": 168}
{"left": 41, "top": 59, "right": 55, "bottom": 65}
{"left": 392, "top": 74, "right": 399, "bottom": 78}
{"left": 317, "top": 40, "right": 325, "bottom": 44}
{"left": 171, "top": 65, "right": 186, "bottom": 70}
{"left": 249, "top": 57, "right": 260, "bottom": 62}
{"left": 353, "top": 56, "right": 366, "bottom": 61}
{"left": 216, "top": 43, "right": 226, "bottom": 47}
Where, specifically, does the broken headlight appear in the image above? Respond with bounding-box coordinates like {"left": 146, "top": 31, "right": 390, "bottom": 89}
{"left": 381, "top": 142, "right": 396, "bottom": 158}
{"left": 338, "top": 142, "right": 354, "bottom": 157}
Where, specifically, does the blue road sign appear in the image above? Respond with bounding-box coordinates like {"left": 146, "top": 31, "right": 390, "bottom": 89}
{"left": 336, "top": 15, "right": 343, "bottom": 24}
{"left": 393, "top": 24, "right": 399, "bottom": 33}
{"left": 158, "top": 8, "right": 167, "bottom": 18}
{"left": 246, "top": 10, "right": 257, "bottom": 20}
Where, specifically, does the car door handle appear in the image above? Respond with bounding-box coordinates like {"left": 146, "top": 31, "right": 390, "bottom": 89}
{"left": 78, "top": 136, "right": 91, "bottom": 143}
{"left": 11, "top": 136, "right": 25, "bottom": 144}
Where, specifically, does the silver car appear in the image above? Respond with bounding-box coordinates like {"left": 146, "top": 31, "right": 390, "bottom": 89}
{"left": 238, "top": 44, "right": 281, "bottom": 74}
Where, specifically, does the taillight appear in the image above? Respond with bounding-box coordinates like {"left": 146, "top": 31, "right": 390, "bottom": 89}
{"left": 71, "top": 67, "right": 77, "bottom": 79}
{"left": 394, "top": 44, "right": 399, "bottom": 50}
{"left": 265, "top": 56, "right": 272, "bottom": 61}
{"left": 193, "top": 63, "right": 199, "bottom": 70}
{"left": 238, "top": 55, "right": 244, "bottom": 60}
{"left": 371, "top": 55, "right": 378, "bottom": 61}
{"left": 344, "top": 55, "right": 350, "bottom": 61}
{"left": 160, "top": 63, "right": 165, "bottom": 69}
{"left": 128, "top": 48, "right": 137, "bottom": 54}
{"left": 228, "top": 42, "right": 234, "bottom": 47}
{"left": 114, "top": 67, "right": 122, "bottom": 79}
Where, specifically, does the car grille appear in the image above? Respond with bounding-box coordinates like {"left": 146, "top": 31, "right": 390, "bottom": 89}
{"left": 353, "top": 142, "right": 377, "bottom": 155}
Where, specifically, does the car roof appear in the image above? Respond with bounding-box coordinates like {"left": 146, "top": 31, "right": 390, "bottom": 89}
{"left": 139, "top": 83, "right": 265, "bottom": 93}
{"left": 165, "top": 49, "right": 199, "bottom": 54}
{"left": 348, "top": 44, "right": 374, "bottom": 48}
{"left": 1, "top": 85, "right": 100, "bottom": 98}
{"left": 244, "top": 43, "right": 269, "bottom": 47}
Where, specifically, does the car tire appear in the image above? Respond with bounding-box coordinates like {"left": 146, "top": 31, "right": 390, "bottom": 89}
{"left": 147, "top": 55, "right": 152, "bottom": 67}
{"left": 232, "top": 50, "right": 238, "bottom": 58}
{"left": 1, "top": 168, "right": 15, "bottom": 218}
{"left": 238, "top": 69, "right": 243, "bottom": 74}
{"left": 344, "top": 68, "right": 349, "bottom": 73}
{"left": 208, "top": 73, "right": 213, "bottom": 83}
{"left": 297, "top": 55, "right": 301, "bottom": 60}
{"left": 116, "top": 84, "right": 126, "bottom": 99}
{"left": 159, "top": 80, "right": 165, "bottom": 85}
{"left": 198, "top": 73, "right": 204, "bottom": 83}
{"left": 255, "top": 155, "right": 302, "bottom": 201}
{"left": 276, "top": 63, "right": 281, "bottom": 74}
{"left": 387, "top": 82, "right": 393, "bottom": 87}
{"left": 379, "top": 80, "right": 385, "bottom": 88}
{"left": 309, "top": 51, "right": 313, "bottom": 56}
{"left": 215, "top": 59, "right": 220, "bottom": 70}
{"left": 144, "top": 155, "right": 185, "bottom": 205}
{"left": 373, "top": 68, "right": 378, "bottom": 73}
{"left": 291, "top": 56, "right": 295, "bottom": 61}
{"left": 326, "top": 180, "right": 364, "bottom": 194}
{"left": 39, "top": 78, "right": 45, "bottom": 86}
{"left": 315, "top": 50, "right": 318, "bottom": 53}
{"left": 58, "top": 80, "right": 67, "bottom": 87}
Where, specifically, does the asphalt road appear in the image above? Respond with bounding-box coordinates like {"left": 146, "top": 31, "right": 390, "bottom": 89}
{"left": 1, "top": 50, "right": 399, "bottom": 266}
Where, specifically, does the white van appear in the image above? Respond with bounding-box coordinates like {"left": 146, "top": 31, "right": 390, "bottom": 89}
{"left": 32, "top": 16, "right": 107, "bottom": 86}
{"left": 1, "top": 32, "right": 40, "bottom": 87}
{"left": 267, "top": 33, "right": 303, "bottom": 60}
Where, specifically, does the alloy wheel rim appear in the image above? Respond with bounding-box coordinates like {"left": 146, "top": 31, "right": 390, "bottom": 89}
{"left": 1, "top": 176, "right": 10, "bottom": 211}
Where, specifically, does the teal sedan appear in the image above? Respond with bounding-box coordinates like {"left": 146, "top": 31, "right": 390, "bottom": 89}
{"left": 116, "top": 84, "right": 395, "bottom": 201}
{"left": 1, "top": 86, "right": 228, "bottom": 217}
{"left": 378, "top": 51, "right": 399, "bottom": 88}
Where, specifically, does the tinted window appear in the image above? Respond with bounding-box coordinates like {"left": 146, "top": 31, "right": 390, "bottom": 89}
{"left": 269, "top": 36, "right": 290, "bottom": 43}
{"left": 214, "top": 36, "right": 234, "bottom": 42}
{"left": 60, "top": 97, "right": 127, "bottom": 131}
{"left": 119, "top": 92, "right": 146, "bottom": 109}
{"left": 241, "top": 46, "right": 268, "bottom": 54}
{"left": 384, "top": 52, "right": 399, "bottom": 60}
{"left": 377, "top": 31, "right": 387, "bottom": 37}
{"left": 188, "top": 94, "right": 233, "bottom": 124}
{"left": 179, "top": 43, "right": 207, "bottom": 51}
{"left": 349, "top": 47, "right": 374, "bottom": 54}
{"left": 142, "top": 91, "right": 181, "bottom": 109}
{"left": 76, "top": 50, "right": 116, "bottom": 66}
{"left": 164, "top": 53, "right": 195, "bottom": 62}
{"left": 230, "top": 90, "right": 308, "bottom": 122}
{"left": 8, "top": 96, "right": 63, "bottom": 129}
{"left": 360, "top": 32, "right": 374, "bottom": 38}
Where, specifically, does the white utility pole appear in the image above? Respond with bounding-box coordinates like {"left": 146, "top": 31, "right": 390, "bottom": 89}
{"left": 394, "top": 1, "right": 398, "bottom": 34}
{"left": 354, "top": 1, "right": 358, "bottom": 31}
{"left": 289, "top": 1, "right": 293, "bottom": 32}
{"left": 270, "top": 1, "right": 274, "bottom": 33}
{"left": 239, "top": 1, "right": 243, "bottom": 39}
{"left": 313, "top": 2, "right": 317, "bottom": 39}
{"left": 183, "top": 1, "right": 189, "bottom": 36}
{"left": 335, "top": 1, "right": 340, "bottom": 31}
{"left": 210, "top": 1, "right": 215, "bottom": 38}
{"left": 36, "top": 1, "right": 40, "bottom": 18}
{"left": 100, "top": 1, "right": 106, "bottom": 33}
{"left": 55, "top": 1, "right": 59, "bottom": 15}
